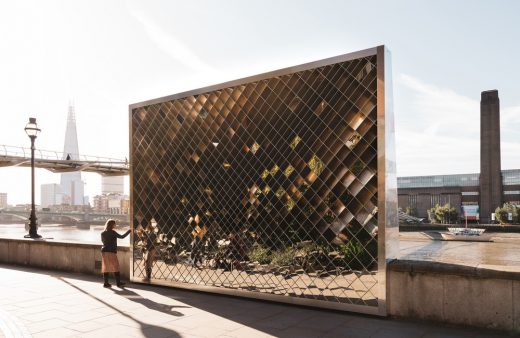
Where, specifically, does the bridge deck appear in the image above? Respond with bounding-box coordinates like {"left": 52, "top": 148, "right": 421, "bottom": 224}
{"left": 0, "top": 145, "right": 128, "bottom": 175}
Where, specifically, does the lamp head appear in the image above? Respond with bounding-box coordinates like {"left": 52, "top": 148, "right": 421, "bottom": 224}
{"left": 24, "top": 118, "right": 41, "bottom": 138}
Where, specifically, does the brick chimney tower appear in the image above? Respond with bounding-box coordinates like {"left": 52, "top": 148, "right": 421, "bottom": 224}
{"left": 479, "top": 90, "right": 502, "bottom": 223}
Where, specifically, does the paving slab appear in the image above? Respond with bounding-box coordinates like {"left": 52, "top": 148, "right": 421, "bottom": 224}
{"left": 0, "top": 264, "right": 512, "bottom": 337}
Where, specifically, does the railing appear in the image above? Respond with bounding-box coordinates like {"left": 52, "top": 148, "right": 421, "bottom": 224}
{"left": 0, "top": 144, "right": 126, "bottom": 164}
{"left": 0, "top": 144, "right": 128, "bottom": 175}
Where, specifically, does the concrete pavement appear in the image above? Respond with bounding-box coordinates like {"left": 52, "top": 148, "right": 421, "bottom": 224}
{"left": 0, "top": 264, "right": 511, "bottom": 338}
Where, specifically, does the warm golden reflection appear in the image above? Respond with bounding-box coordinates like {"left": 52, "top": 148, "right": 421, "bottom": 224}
{"left": 131, "top": 54, "right": 381, "bottom": 309}
{"left": 261, "top": 169, "right": 269, "bottom": 180}
{"left": 284, "top": 165, "right": 294, "bottom": 177}
{"left": 308, "top": 155, "right": 325, "bottom": 176}
{"left": 270, "top": 164, "right": 279, "bottom": 176}
{"left": 250, "top": 142, "right": 260, "bottom": 154}
{"left": 290, "top": 136, "right": 302, "bottom": 150}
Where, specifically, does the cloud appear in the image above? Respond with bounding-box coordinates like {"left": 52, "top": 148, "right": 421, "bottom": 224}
{"left": 502, "top": 105, "right": 520, "bottom": 125}
{"left": 395, "top": 74, "right": 520, "bottom": 176}
{"left": 130, "top": 10, "right": 217, "bottom": 74}
{"left": 399, "top": 74, "right": 480, "bottom": 134}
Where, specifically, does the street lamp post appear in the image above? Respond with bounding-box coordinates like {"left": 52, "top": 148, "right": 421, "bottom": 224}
{"left": 24, "top": 117, "right": 42, "bottom": 239}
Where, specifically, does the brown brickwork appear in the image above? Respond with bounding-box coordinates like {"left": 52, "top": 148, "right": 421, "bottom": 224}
{"left": 479, "top": 90, "right": 502, "bottom": 223}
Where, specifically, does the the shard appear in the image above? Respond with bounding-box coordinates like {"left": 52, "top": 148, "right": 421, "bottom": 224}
{"left": 60, "top": 103, "right": 85, "bottom": 205}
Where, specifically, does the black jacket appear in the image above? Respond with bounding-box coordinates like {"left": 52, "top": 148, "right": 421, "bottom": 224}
{"left": 101, "top": 229, "right": 130, "bottom": 253}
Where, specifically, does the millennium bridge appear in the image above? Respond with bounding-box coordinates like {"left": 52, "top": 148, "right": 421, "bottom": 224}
{"left": 0, "top": 144, "right": 128, "bottom": 175}
{"left": 0, "top": 144, "right": 129, "bottom": 225}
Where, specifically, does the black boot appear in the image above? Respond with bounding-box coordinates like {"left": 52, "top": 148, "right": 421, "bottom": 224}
{"left": 146, "top": 267, "right": 152, "bottom": 280}
{"left": 115, "top": 272, "right": 125, "bottom": 288}
{"left": 103, "top": 273, "right": 111, "bottom": 288}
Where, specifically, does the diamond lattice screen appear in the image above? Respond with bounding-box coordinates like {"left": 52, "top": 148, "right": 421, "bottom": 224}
{"left": 131, "top": 55, "right": 379, "bottom": 307}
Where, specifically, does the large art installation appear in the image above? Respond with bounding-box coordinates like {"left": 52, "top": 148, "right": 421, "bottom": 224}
{"left": 129, "top": 46, "right": 397, "bottom": 315}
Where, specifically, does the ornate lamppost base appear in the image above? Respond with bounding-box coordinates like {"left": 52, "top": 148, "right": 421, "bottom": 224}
{"left": 24, "top": 215, "right": 41, "bottom": 239}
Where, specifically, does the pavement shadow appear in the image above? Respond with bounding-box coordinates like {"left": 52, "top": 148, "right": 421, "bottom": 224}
{"left": 55, "top": 276, "right": 183, "bottom": 338}
{"left": 3, "top": 265, "right": 506, "bottom": 338}
{"left": 126, "top": 281, "right": 364, "bottom": 338}
{"left": 111, "top": 287, "right": 188, "bottom": 317}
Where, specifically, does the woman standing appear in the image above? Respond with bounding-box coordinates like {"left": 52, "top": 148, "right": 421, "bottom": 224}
{"left": 101, "top": 219, "right": 130, "bottom": 288}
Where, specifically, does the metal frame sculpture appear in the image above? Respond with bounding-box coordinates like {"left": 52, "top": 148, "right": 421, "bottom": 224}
{"left": 129, "top": 46, "right": 397, "bottom": 315}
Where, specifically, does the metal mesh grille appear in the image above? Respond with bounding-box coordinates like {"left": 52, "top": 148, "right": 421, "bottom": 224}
{"left": 131, "top": 55, "right": 379, "bottom": 307}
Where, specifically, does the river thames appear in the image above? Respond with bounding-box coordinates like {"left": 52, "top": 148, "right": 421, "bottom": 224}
{"left": 1, "top": 223, "right": 520, "bottom": 269}
{"left": 0, "top": 223, "right": 130, "bottom": 244}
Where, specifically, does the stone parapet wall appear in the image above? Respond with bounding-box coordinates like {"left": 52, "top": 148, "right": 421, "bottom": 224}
{"left": 388, "top": 259, "right": 520, "bottom": 331}
{"left": 0, "top": 238, "right": 130, "bottom": 279}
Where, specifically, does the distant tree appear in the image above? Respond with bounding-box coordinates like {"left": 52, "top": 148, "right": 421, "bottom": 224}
{"left": 405, "top": 206, "right": 417, "bottom": 217}
{"left": 494, "top": 203, "right": 520, "bottom": 224}
{"left": 494, "top": 206, "right": 509, "bottom": 224}
{"left": 427, "top": 203, "right": 458, "bottom": 224}
{"left": 427, "top": 207, "right": 436, "bottom": 223}
{"left": 448, "top": 206, "right": 458, "bottom": 224}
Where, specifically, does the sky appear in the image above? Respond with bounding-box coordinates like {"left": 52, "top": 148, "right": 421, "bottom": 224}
{"left": 0, "top": 0, "right": 519, "bottom": 205}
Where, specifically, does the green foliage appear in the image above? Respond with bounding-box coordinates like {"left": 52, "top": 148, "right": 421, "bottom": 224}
{"left": 290, "top": 135, "right": 302, "bottom": 150}
{"left": 270, "top": 164, "right": 279, "bottom": 176}
{"left": 308, "top": 155, "right": 324, "bottom": 176}
{"left": 494, "top": 207, "right": 508, "bottom": 224}
{"left": 248, "top": 243, "right": 271, "bottom": 264}
{"left": 350, "top": 161, "right": 365, "bottom": 176}
{"left": 336, "top": 239, "right": 376, "bottom": 270}
{"left": 294, "top": 241, "right": 329, "bottom": 272}
{"left": 270, "top": 247, "right": 295, "bottom": 266}
{"left": 495, "top": 203, "right": 520, "bottom": 224}
{"left": 284, "top": 165, "right": 294, "bottom": 177}
{"left": 405, "top": 206, "right": 417, "bottom": 217}
{"left": 275, "top": 187, "right": 285, "bottom": 199}
{"left": 261, "top": 169, "right": 269, "bottom": 180}
{"left": 285, "top": 198, "right": 295, "bottom": 211}
{"left": 296, "top": 241, "right": 321, "bottom": 255}
{"left": 427, "top": 204, "right": 458, "bottom": 224}
{"left": 337, "top": 240, "right": 364, "bottom": 258}
{"left": 247, "top": 230, "right": 379, "bottom": 272}
{"left": 323, "top": 211, "right": 336, "bottom": 224}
